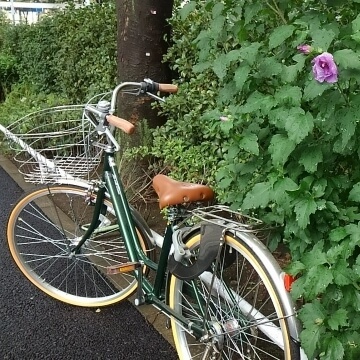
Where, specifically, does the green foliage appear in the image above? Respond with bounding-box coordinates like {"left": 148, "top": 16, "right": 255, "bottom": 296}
{"left": 2, "top": 3, "right": 116, "bottom": 103}
{"left": 143, "top": 0, "right": 360, "bottom": 358}
{"left": 0, "top": 53, "right": 17, "bottom": 98}
{"left": 0, "top": 13, "right": 17, "bottom": 98}
{"left": 0, "top": 83, "right": 69, "bottom": 152}
{"left": 0, "top": 3, "right": 117, "bottom": 154}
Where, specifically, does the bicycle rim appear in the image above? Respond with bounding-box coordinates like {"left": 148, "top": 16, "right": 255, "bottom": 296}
{"left": 169, "top": 233, "right": 300, "bottom": 360}
{"left": 7, "top": 186, "right": 149, "bottom": 307}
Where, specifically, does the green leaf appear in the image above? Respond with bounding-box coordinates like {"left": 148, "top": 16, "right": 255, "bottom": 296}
{"left": 344, "top": 223, "right": 360, "bottom": 250}
{"left": 327, "top": 309, "right": 348, "bottom": 331}
{"left": 327, "top": 244, "right": 347, "bottom": 263}
{"left": 269, "top": 25, "right": 295, "bottom": 50}
{"left": 332, "top": 259, "right": 356, "bottom": 286}
{"left": 329, "top": 227, "right": 348, "bottom": 242}
{"left": 259, "top": 57, "right": 283, "bottom": 77}
{"left": 238, "top": 42, "right": 262, "bottom": 66}
{"left": 212, "top": 54, "right": 228, "bottom": 80}
{"left": 219, "top": 119, "right": 234, "bottom": 135}
{"left": 326, "top": 201, "right": 339, "bottom": 214}
{"left": 293, "top": 197, "right": 317, "bottom": 229}
{"left": 349, "top": 182, "right": 360, "bottom": 202}
{"left": 299, "top": 300, "right": 327, "bottom": 328}
{"left": 239, "top": 133, "right": 259, "bottom": 155}
{"left": 302, "top": 246, "right": 327, "bottom": 268}
{"left": 210, "top": 15, "right": 226, "bottom": 35}
{"left": 225, "top": 49, "right": 242, "bottom": 63}
{"left": 334, "top": 49, "right": 360, "bottom": 69}
{"left": 291, "top": 276, "right": 306, "bottom": 299}
{"left": 274, "top": 86, "right": 302, "bottom": 106}
{"left": 268, "top": 134, "right": 296, "bottom": 167}
{"left": 258, "top": 96, "right": 277, "bottom": 114}
{"left": 193, "top": 61, "right": 212, "bottom": 73}
{"left": 239, "top": 91, "right": 266, "bottom": 113}
{"left": 352, "top": 14, "right": 360, "bottom": 33}
{"left": 312, "top": 178, "right": 327, "bottom": 198}
{"left": 226, "top": 144, "right": 240, "bottom": 159}
{"left": 242, "top": 182, "right": 273, "bottom": 210}
{"left": 311, "top": 28, "right": 335, "bottom": 50}
{"left": 299, "top": 146, "right": 323, "bottom": 173}
{"left": 234, "top": 64, "right": 251, "bottom": 91}
{"left": 304, "top": 265, "right": 334, "bottom": 298}
{"left": 286, "top": 260, "right": 306, "bottom": 276}
{"left": 179, "top": 1, "right": 197, "bottom": 20}
{"left": 321, "top": 338, "right": 345, "bottom": 360}
{"left": 218, "top": 81, "right": 237, "bottom": 104}
{"left": 303, "top": 80, "right": 332, "bottom": 100}
{"left": 285, "top": 111, "right": 314, "bottom": 145}
{"left": 281, "top": 64, "right": 300, "bottom": 83}
{"left": 244, "top": 3, "right": 262, "bottom": 25}
{"left": 273, "top": 177, "right": 298, "bottom": 201}
{"left": 300, "top": 326, "right": 323, "bottom": 358}
{"left": 218, "top": 177, "right": 233, "bottom": 189}
{"left": 212, "top": 2, "right": 224, "bottom": 18}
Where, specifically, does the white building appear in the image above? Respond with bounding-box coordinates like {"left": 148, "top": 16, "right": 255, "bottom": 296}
{"left": 0, "top": 1, "right": 85, "bottom": 24}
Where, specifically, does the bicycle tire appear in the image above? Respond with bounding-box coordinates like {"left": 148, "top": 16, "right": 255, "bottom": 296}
{"left": 7, "top": 185, "right": 152, "bottom": 307}
{"left": 168, "top": 230, "right": 301, "bottom": 360}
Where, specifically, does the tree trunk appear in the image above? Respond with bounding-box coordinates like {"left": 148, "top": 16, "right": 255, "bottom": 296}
{"left": 116, "top": 0, "right": 173, "bottom": 127}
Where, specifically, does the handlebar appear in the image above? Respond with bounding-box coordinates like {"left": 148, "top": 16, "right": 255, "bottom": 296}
{"left": 109, "top": 79, "right": 178, "bottom": 114}
{"left": 106, "top": 114, "right": 135, "bottom": 134}
{"left": 84, "top": 79, "right": 177, "bottom": 150}
{"left": 143, "top": 80, "right": 178, "bottom": 94}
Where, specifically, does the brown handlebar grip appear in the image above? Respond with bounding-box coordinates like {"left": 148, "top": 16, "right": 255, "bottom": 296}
{"left": 158, "top": 83, "right": 178, "bottom": 93}
{"left": 106, "top": 115, "right": 135, "bottom": 134}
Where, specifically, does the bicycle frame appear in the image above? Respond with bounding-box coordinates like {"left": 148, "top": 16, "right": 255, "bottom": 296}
{"left": 71, "top": 148, "right": 206, "bottom": 336}
{"left": 0, "top": 79, "right": 308, "bottom": 358}
{"left": 74, "top": 81, "right": 307, "bottom": 356}
{"left": 68, "top": 147, "right": 308, "bottom": 358}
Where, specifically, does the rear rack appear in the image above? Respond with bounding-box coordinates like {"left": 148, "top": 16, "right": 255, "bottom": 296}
{"left": 191, "top": 205, "right": 269, "bottom": 233}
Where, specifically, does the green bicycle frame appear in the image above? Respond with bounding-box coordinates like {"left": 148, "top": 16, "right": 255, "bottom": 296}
{"left": 72, "top": 150, "right": 205, "bottom": 336}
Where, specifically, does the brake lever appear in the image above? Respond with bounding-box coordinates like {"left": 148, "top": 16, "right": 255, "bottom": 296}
{"left": 146, "top": 92, "right": 166, "bottom": 102}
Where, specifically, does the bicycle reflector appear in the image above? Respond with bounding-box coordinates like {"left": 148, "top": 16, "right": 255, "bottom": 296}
{"left": 107, "top": 262, "right": 141, "bottom": 274}
{"left": 283, "top": 273, "right": 296, "bottom": 292}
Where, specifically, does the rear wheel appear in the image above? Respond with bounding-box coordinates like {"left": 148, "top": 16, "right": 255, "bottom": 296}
{"left": 7, "top": 185, "right": 152, "bottom": 307}
{"left": 169, "top": 232, "right": 300, "bottom": 360}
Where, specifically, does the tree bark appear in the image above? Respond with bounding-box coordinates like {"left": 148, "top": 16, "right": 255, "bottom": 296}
{"left": 116, "top": 0, "right": 173, "bottom": 127}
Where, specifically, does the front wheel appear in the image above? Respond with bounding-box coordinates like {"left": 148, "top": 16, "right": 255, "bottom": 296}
{"left": 168, "top": 231, "right": 301, "bottom": 360}
{"left": 7, "top": 185, "right": 152, "bottom": 307}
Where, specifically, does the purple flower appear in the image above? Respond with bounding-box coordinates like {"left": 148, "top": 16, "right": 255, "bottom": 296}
{"left": 297, "top": 44, "right": 312, "bottom": 55}
{"left": 312, "top": 52, "right": 338, "bottom": 83}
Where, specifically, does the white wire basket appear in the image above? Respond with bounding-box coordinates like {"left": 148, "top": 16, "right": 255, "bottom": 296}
{"left": 2, "top": 104, "right": 106, "bottom": 184}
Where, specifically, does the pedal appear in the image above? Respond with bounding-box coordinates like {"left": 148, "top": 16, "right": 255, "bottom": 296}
{"left": 107, "top": 262, "right": 141, "bottom": 275}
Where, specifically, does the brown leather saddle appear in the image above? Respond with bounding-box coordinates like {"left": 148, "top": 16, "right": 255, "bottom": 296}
{"left": 152, "top": 174, "right": 214, "bottom": 209}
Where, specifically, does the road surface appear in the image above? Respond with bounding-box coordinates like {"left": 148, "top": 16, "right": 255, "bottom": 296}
{"left": 0, "top": 157, "right": 177, "bottom": 360}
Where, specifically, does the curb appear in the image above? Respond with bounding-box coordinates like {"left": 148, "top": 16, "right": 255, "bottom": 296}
{"left": 0, "top": 154, "right": 174, "bottom": 348}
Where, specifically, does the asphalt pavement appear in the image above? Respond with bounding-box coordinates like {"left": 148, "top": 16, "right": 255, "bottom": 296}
{"left": 0, "top": 158, "right": 178, "bottom": 360}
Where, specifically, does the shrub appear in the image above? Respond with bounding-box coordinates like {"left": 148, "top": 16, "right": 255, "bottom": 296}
{"left": 2, "top": 3, "right": 116, "bottom": 103}
{"left": 146, "top": 0, "right": 360, "bottom": 358}
{"left": 0, "top": 13, "right": 17, "bottom": 98}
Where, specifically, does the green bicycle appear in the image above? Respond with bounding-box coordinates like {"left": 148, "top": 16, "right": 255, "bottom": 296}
{"left": 1, "top": 80, "right": 306, "bottom": 360}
